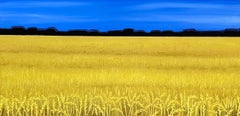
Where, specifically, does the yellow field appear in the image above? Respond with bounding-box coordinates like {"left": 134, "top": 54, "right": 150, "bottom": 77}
{"left": 1, "top": 36, "right": 240, "bottom": 116}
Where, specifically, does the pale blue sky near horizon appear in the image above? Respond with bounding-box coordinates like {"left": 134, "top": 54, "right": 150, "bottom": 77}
{"left": 0, "top": 0, "right": 240, "bottom": 31}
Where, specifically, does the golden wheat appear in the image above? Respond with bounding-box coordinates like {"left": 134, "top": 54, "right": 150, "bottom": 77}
{"left": 1, "top": 36, "right": 240, "bottom": 116}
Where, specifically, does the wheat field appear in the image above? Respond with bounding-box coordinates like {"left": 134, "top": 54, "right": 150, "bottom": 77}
{"left": 1, "top": 36, "right": 240, "bottom": 116}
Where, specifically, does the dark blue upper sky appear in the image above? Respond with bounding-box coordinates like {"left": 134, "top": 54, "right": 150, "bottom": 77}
{"left": 0, "top": 0, "right": 240, "bottom": 31}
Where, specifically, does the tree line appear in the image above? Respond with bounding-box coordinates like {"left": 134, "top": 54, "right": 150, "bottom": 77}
{"left": 0, "top": 26, "right": 240, "bottom": 36}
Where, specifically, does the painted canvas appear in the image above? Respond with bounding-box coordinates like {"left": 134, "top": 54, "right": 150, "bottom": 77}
{"left": 0, "top": 0, "right": 240, "bottom": 116}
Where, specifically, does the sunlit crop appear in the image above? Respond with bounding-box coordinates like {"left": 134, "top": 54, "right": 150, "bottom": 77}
{"left": 1, "top": 36, "right": 240, "bottom": 116}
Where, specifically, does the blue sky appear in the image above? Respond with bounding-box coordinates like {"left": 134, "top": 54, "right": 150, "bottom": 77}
{"left": 0, "top": 0, "right": 240, "bottom": 31}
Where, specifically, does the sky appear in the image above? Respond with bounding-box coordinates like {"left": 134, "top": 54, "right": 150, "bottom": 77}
{"left": 0, "top": 0, "right": 240, "bottom": 31}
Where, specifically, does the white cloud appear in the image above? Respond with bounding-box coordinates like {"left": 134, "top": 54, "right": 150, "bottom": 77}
{"left": 130, "top": 2, "right": 228, "bottom": 10}
{"left": 0, "top": 13, "right": 98, "bottom": 24}
{"left": 121, "top": 15, "right": 240, "bottom": 24}
{"left": 0, "top": 1, "right": 90, "bottom": 8}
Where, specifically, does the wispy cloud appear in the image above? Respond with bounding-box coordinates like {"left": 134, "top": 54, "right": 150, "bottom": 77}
{"left": 130, "top": 2, "right": 228, "bottom": 10}
{"left": 0, "top": 13, "right": 98, "bottom": 24}
{"left": 122, "top": 2, "right": 240, "bottom": 25}
{"left": 0, "top": 1, "right": 90, "bottom": 8}
{"left": 121, "top": 15, "right": 240, "bottom": 24}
